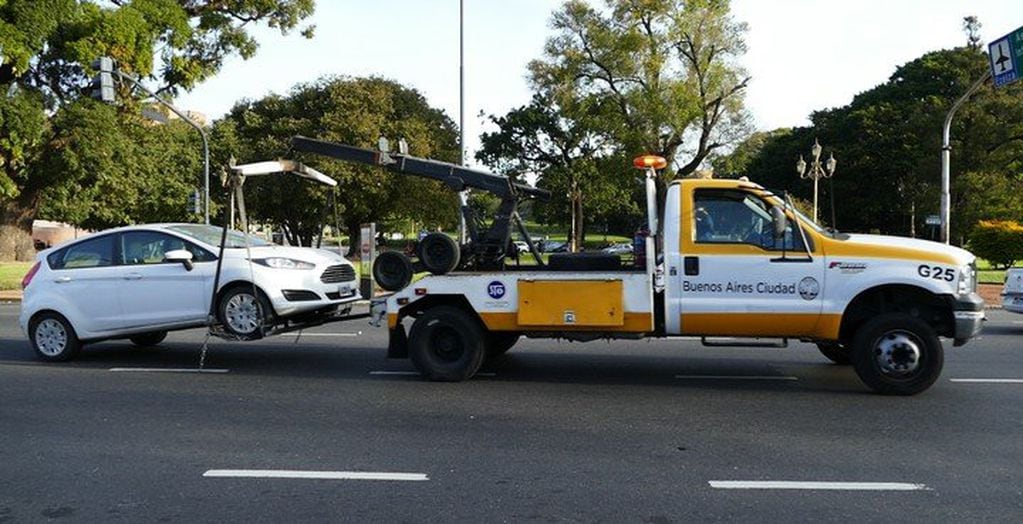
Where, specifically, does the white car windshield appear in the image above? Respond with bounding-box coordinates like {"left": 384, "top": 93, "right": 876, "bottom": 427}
{"left": 167, "top": 224, "right": 274, "bottom": 248}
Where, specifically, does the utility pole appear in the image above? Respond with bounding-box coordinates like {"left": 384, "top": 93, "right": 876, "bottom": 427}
{"left": 457, "top": 0, "right": 469, "bottom": 244}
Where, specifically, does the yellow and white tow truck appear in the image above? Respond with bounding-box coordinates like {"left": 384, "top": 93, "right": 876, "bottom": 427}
{"left": 294, "top": 137, "right": 985, "bottom": 395}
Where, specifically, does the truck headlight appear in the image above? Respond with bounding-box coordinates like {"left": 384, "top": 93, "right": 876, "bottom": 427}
{"left": 957, "top": 262, "right": 976, "bottom": 295}
{"left": 253, "top": 257, "right": 315, "bottom": 270}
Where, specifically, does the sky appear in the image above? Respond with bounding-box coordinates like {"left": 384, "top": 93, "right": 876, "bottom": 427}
{"left": 175, "top": 0, "right": 1023, "bottom": 163}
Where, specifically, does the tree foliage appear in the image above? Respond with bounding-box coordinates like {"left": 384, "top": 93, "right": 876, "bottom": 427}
{"left": 219, "top": 76, "right": 461, "bottom": 247}
{"left": 969, "top": 220, "right": 1023, "bottom": 269}
{"left": 0, "top": 0, "right": 315, "bottom": 259}
{"left": 718, "top": 47, "right": 1023, "bottom": 241}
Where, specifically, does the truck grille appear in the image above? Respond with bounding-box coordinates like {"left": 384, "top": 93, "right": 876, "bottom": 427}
{"left": 320, "top": 264, "right": 356, "bottom": 283}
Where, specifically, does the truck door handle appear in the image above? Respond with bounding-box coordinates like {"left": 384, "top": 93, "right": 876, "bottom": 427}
{"left": 684, "top": 256, "right": 699, "bottom": 276}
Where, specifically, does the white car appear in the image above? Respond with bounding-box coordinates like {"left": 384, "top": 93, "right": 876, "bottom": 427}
{"left": 19, "top": 223, "right": 361, "bottom": 361}
{"left": 1004, "top": 268, "right": 1023, "bottom": 314}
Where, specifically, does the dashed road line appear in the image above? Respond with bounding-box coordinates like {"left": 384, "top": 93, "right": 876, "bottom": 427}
{"left": 950, "top": 378, "right": 1023, "bottom": 384}
{"left": 708, "top": 481, "right": 930, "bottom": 491}
{"left": 203, "top": 469, "right": 428, "bottom": 481}
{"left": 675, "top": 375, "right": 797, "bottom": 381}
{"left": 109, "top": 367, "right": 229, "bottom": 374}
{"left": 292, "top": 332, "right": 362, "bottom": 337}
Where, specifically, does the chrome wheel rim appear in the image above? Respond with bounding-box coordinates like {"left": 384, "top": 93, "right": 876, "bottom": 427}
{"left": 874, "top": 331, "right": 922, "bottom": 376}
{"left": 225, "top": 293, "right": 261, "bottom": 334}
{"left": 35, "top": 319, "right": 68, "bottom": 357}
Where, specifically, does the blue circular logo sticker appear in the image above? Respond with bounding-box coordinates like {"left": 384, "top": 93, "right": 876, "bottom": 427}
{"left": 487, "top": 281, "right": 506, "bottom": 299}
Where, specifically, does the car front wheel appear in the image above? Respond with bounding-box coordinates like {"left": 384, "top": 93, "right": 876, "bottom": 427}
{"left": 30, "top": 312, "right": 81, "bottom": 362}
{"left": 218, "top": 286, "right": 272, "bottom": 340}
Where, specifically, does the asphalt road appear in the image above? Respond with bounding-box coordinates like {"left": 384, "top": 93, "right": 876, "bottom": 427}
{"left": 1, "top": 303, "right": 1022, "bottom": 523}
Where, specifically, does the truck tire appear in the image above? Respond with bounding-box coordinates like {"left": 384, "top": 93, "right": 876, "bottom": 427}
{"left": 486, "top": 332, "right": 520, "bottom": 359}
{"left": 408, "top": 306, "right": 486, "bottom": 381}
{"left": 418, "top": 233, "right": 460, "bottom": 275}
{"left": 850, "top": 313, "right": 943, "bottom": 395}
{"left": 816, "top": 341, "right": 851, "bottom": 365}
{"left": 373, "top": 251, "right": 414, "bottom": 291}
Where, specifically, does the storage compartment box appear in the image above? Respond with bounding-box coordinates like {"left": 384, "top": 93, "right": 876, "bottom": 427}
{"left": 517, "top": 280, "right": 624, "bottom": 327}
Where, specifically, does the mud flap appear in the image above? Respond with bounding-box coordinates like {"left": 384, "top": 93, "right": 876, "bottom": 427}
{"left": 387, "top": 324, "right": 409, "bottom": 359}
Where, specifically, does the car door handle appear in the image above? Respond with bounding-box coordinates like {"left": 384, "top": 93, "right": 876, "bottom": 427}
{"left": 54, "top": 276, "right": 72, "bottom": 284}
{"left": 123, "top": 273, "right": 143, "bottom": 280}
{"left": 684, "top": 256, "right": 699, "bottom": 276}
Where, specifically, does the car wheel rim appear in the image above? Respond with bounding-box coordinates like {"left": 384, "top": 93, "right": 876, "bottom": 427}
{"left": 873, "top": 330, "right": 923, "bottom": 377}
{"left": 225, "top": 293, "right": 261, "bottom": 334}
{"left": 35, "top": 319, "right": 68, "bottom": 356}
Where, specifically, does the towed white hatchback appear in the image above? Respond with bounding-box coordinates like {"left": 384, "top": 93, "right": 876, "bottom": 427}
{"left": 19, "top": 223, "right": 360, "bottom": 361}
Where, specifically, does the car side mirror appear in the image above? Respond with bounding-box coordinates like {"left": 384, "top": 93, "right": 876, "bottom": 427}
{"left": 771, "top": 207, "right": 787, "bottom": 240}
{"left": 165, "top": 249, "right": 194, "bottom": 271}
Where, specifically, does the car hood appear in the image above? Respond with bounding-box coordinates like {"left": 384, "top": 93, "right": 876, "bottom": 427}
{"left": 831, "top": 233, "right": 975, "bottom": 266}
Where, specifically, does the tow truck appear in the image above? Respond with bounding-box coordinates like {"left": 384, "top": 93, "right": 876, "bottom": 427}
{"left": 295, "top": 137, "right": 985, "bottom": 395}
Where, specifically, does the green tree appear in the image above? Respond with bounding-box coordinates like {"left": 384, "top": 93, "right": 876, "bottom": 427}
{"left": 0, "top": 0, "right": 315, "bottom": 259}
{"left": 529, "top": 0, "right": 751, "bottom": 187}
{"left": 220, "top": 76, "right": 460, "bottom": 247}
{"left": 721, "top": 46, "right": 1023, "bottom": 241}
{"left": 477, "top": 93, "right": 635, "bottom": 251}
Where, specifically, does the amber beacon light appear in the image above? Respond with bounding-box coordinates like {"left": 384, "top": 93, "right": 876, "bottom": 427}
{"left": 632, "top": 155, "right": 667, "bottom": 170}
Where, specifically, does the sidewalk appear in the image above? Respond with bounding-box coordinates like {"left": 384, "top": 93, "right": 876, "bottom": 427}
{"left": 0, "top": 290, "right": 21, "bottom": 303}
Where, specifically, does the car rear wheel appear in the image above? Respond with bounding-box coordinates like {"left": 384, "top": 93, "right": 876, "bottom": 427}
{"left": 30, "top": 312, "right": 81, "bottom": 362}
{"left": 130, "top": 331, "right": 168, "bottom": 347}
{"left": 218, "top": 286, "right": 272, "bottom": 340}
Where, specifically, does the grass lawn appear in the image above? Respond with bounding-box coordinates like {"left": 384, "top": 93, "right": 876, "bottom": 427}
{"left": 977, "top": 259, "right": 1020, "bottom": 285}
{"left": 0, "top": 261, "right": 32, "bottom": 290}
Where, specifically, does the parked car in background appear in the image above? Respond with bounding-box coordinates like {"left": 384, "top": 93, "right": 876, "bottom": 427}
{"left": 543, "top": 241, "right": 568, "bottom": 253}
{"left": 19, "top": 223, "right": 361, "bottom": 361}
{"left": 513, "top": 240, "right": 530, "bottom": 254}
{"left": 1004, "top": 268, "right": 1023, "bottom": 314}
{"left": 601, "top": 243, "right": 633, "bottom": 255}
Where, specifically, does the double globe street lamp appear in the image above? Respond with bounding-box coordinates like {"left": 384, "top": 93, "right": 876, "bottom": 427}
{"left": 796, "top": 139, "right": 837, "bottom": 225}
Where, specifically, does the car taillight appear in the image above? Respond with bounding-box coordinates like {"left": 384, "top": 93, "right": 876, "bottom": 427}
{"left": 21, "top": 261, "right": 40, "bottom": 289}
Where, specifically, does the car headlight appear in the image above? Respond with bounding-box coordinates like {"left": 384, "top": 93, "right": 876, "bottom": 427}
{"left": 253, "top": 257, "right": 315, "bottom": 270}
{"left": 957, "top": 262, "right": 976, "bottom": 295}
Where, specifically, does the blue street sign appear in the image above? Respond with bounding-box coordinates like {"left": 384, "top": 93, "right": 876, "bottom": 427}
{"left": 990, "top": 26, "right": 1023, "bottom": 88}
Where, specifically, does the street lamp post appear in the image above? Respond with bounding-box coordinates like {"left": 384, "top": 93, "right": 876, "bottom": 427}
{"left": 796, "top": 138, "right": 837, "bottom": 224}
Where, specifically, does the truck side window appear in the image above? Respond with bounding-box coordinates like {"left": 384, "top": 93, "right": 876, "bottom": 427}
{"left": 693, "top": 189, "right": 807, "bottom": 251}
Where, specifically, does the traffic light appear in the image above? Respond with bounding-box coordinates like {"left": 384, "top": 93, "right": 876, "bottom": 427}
{"left": 90, "top": 57, "right": 116, "bottom": 103}
{"left": 187, "top": 189, "right": 201, "bottom": 215}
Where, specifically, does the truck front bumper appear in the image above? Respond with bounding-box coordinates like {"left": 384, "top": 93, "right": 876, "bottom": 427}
{"left": 952, "top": 292, "right": 985, "bottom": 346}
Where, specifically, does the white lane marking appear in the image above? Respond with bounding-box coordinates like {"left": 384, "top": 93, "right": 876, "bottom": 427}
{"left": 203, "top": 470, "right": 428, "bottom": 481}
{"left": 950, "top": 378, "right": 1023, "bottom": 384}
{"left": 708, "top": 481, "right": 930, "bottom": 491}
{"left": 675, "top": 375, "right": 797, "bottom": 381}
{"left": 109, "top": 368, "right": 229, "bottom": 374}
{"left": 369, "top": 370, "right": 496, "bottom": 377}
{"left": 292, "top": 332, "right": 361, "bottom": 337}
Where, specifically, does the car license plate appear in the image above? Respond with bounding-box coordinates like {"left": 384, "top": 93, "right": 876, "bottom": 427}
{"left": 339, "top": 287, "right": 356, "bottom": 298}
{"left": 1014, "top": 297, "right": 1023, "bottom": 305}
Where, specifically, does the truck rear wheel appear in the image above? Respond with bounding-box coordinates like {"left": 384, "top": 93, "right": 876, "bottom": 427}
{"left": 850, "top": 313, "right": 943, "bottom": 395}
{"left": 486, "top": 332, "right": 520, "bottom": 359}
{"left": 409, "top": 306, "right": 486, "bottom": 381}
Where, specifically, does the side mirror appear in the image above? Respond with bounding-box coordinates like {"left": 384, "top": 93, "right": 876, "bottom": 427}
{"left": 165, "top": 249, "right": 194, "bottom": 271}
{"left": 771, "top": 207, "right": 787, "bottom": 239}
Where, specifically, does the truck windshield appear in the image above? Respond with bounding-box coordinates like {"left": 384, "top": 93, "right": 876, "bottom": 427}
{"left": 761, "top": 192, "right": 832, "bottom": 238}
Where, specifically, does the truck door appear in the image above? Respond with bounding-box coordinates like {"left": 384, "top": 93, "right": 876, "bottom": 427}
{"left": 673, "top": 187, "right": 825, "bottom": 338}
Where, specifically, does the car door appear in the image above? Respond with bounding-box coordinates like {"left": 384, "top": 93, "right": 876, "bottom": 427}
{"left": 678, "top": 187, "right": 825, "bottom": 338}
{"left": 116, "top": 230, "right": 216, "bottom": 329}
{"left": 47, "top": 233, "right": 125, "bottom": 333}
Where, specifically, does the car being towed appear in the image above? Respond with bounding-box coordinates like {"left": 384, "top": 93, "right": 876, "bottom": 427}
{"left": 19, "top": 223, "right": 360, "bottom": 361}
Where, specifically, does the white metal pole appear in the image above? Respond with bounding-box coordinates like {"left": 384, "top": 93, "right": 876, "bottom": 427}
{"left": 812, "top": 176, "right": 819, "bottom": 224}
{"left": 940, "top": 70, "right": 991, "bottom": 244}
{"left": 457, "top": 0, "right": 468, "bottom": 244}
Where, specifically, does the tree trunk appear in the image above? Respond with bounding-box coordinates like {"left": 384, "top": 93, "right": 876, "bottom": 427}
{"left": 1, "top": 197, "right": 38, "bottom": 261}
{"left": 573, "top": 194, "right": 584, "bottom": 253}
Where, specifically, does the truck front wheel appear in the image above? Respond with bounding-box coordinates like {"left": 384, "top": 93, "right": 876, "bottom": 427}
{"left": 409, "top": 306, "right": 486, "bottom": 381}
{"left": 850, "top": 313, "right": 943, "bottom": 395}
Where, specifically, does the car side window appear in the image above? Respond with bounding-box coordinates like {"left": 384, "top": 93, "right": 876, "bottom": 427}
{"left": 693, "top": 189, "right": 807, "bottom": 251}
{"left": 121, "top": 231, "right": 215, "bottom": 265}
{"left": 49, "top": 235, "right": 116, "bottom": 270}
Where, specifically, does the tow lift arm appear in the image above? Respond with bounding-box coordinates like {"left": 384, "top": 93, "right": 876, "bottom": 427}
{"left": 290, "top": 136, "right": 550, "bottom": 270}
